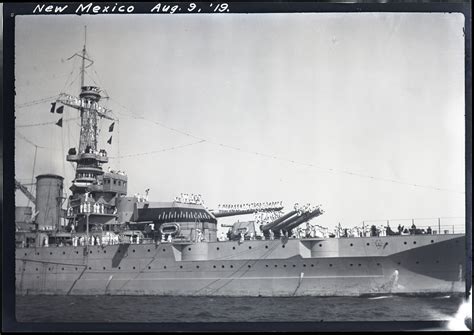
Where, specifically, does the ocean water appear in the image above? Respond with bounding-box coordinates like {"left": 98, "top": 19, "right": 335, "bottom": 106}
{"left": 15, "top": 295, "right": 465, "bottom": 323}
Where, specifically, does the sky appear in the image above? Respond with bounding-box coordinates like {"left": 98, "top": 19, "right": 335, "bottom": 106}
{"left": 14, "top": 12, "right": 466, "bottom": 232}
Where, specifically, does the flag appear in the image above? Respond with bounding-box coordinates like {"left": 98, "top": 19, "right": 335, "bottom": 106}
{"left": 107, "top": 136, "right": 112, "bottom": 144}
{"left": 109, "top": 122, "right": 115, "bottom": 132}
{"left": 50, "top": 102, "right": 56, "bottom": 113}
{"left": 56, "top": 106, "right": 64, "bottom": 114}
{"left": 56, "top": 118, "right": 63, "bottom": 127}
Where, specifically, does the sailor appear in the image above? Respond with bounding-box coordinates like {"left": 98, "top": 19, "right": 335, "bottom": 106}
{"left": 196, "top": 229, "right": 203, "bottom": 243}
{"left": 167, "top": 234, "right": 172, "bottom": 243}
{"left": 239, "top": 231, "right": 245, "bottom": 243}
{"left": 427, "top": 226, "right": 432, "bottom": 234}
{"left": 411, "top": 222, "right": 417, "bottom": 235}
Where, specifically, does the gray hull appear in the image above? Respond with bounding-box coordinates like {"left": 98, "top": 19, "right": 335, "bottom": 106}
{"left": 16, "top": 234, "right": 466, "bottom": 296}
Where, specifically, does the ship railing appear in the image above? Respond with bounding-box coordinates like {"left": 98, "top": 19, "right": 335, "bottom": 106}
{"left": 347, "top": 217, "right": 466, "bottom": 237}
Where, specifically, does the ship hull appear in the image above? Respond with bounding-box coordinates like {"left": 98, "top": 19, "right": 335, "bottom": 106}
{"left": 16, "top": 234, "right": 466, "bottom": 296}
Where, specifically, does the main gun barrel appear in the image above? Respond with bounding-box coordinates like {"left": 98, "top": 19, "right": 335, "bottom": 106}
{"left": 212, "top": 206, "right": 283, "bottom": 218}
{"left": 283, "top": 207, "right": 324, "bottom": 232}
{"left": 261, "top": 210, "right": 297, "bottom": 232}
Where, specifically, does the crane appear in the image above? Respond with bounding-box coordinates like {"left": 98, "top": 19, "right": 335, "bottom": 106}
{"left": 15, "top": 179, "right": 36, "bottom": 204}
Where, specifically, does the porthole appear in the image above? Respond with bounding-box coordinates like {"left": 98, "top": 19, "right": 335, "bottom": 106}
{"left": 435, "top": 261, "right": 439, "bottom": 264}
{"left": 196, "top": 265, "right": 200, "bottom": 269}
{"left": 455, "top": 240, "right": 459, "bottom": 244}
{"left": 230, "top": 265, "right": 234, "bottom": 268}
{"left": 148, "top": 249, "right": 151, "bottom": 252}
{"left": 397, "top": 262, "right": 401, "bottom": 265}
{"left": 148, "top": 266, "right": 151, "bottom": 270}
{"left": 103, "top": 267, "right": 106, "bottom": 270}
{"left": 249, "top": 246, "right": 252, "bottom": 249}
{"left": 265, "top": 246, "right": 269, "bottom": 249}
{"left": 50, "top": 252, "right": 53, "bottom": 255}
{"left": 265, "top": 265, "right": 269, "bottom": 268}
{"left": 163, "top": 249, "right": 166, "bottom": 252}
{"left": 292, "top": 264, "right": 296, "bottom": 268}
{"left": 36, "top": 253, "right": 39, "bottom": 255}
{"left": 118, "top": 249, "right": 121, "bottom": 253}
{"left": 133, "top": 266, "right": 136, "bottom": 270}
{"left": 24, "top": 253, "right": 27, "bottom": 256}
{"left": 63, "top": 251, "right": 66, "bottom": 255}
{"left": 311, "top": 264, "right": 314, "bottom": 267}
{"left": 350, "top": 264, "right": 353, "bottom": 267}
{"left": 118, "top": 266, "right": 121, "bottom": 270}
{"left": 221, "top": 265, "right": 225, "bottom": 268}
{"left": 283, "top": 264, "right": 287, "bottom": 268}
{"left": 103, "top": 250, "right": 106, "bottom": 254}
{"left": 233, "top": 247, "right": 236, "bottom": 250}
{"left": 248, "top": 265, "right": 251, "bottom": 268}
{"left": 377, "top": 263, "right": 381, "bottom": 266}
{"left": 319, "top": 244, "right": 322, "bottom": 247}
{"left": 179, "top": 265, "right": 183, "bottom": 269}
{"left": 358, "top": 264, "right": 361, "bottom": 267}
{"left": 216, "top": 247, "right": 220, "bottom": 250}
{"left": 404, "top": 242, "right": 407, "bottom": 245}
{"left": 133, "top": 249, "right": 136, "bottom": 252}
{"left": 282, "top": 245, "right": 285, "bottom": 248}
{"left": 188, "top": 247, "right": 192, "bottom": 251}
{"left": 75, "top": 267, "right": 78, "bottom": 271}
{"left": 36, "top": 268, "right": 38, "bottom": 271}
{"left": 213, "top": 265, "right": 217, "bottom": 269}
{"left": 89, "top": 267, "right": 92, "bottom": 270}
{"left": 366, "top": 243, "right": 370, "bottom": 246}
{"left": 350, "top": 243, "right": 353, "bottom": 247}
{"left": 164, "top": 266, "right": 167, "bottom": 269}
{"left": 431, "top": 240, "right": 434, "bottom": 243}
{"left": 274, "top": 264, "right": 278, "bottom": 268}
{"left": 303, "top": 264, "right": 307, "bottom": 267}
{"left": 76, "top": 251, "right": 79, "bottom": 254}
{"left": 413, "top": 241, "right": 416, "bottom": 245}
{"left": 416, "top": 261, "right": 419, "bottom": 264}
{"left": 329, "top": 264, "right": 333, "bottom": 267}
{"left": 90, "top": 251, "right": 93, "bottom": 254}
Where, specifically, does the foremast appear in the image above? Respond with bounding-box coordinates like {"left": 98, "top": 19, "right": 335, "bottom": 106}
{"left": 58, "top": 27, "right": 127, "bottom": 235}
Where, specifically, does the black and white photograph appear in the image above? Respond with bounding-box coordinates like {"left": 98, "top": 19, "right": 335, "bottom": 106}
{"left": 3, "top": 1, "right": 472, "bottom": 332}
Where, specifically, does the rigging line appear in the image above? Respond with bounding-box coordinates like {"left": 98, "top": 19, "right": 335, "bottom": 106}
{"left": 107, "top": 140, "right": 206, "bottom": 159}
{"left": 61, "top": 55, "right": 79, "bottom": 94}
{"left": 16, "top": 131, "right": 63, "bottom": 152}
{"left": 26, "top": 146, "right": 38, "bottom": 209}
{"left": 117, "top": 120, "right": 120, "bottom": 169}
{"left": 15, "top": 95, "right": 60, "bottom": 109}
{"left": 15, "top": 131, "right": 45, "bottom": 148}
{"left": 108, "top": 101, "right": 465, "bottom": 194}
{"left": 16, "top": 117, "right": 81, "bottom": 128}
{"left": 206, "top": 141, "right": 465, "bottom": 195}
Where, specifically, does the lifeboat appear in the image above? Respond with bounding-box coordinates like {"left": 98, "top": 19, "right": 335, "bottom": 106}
{"left": 159, "top": 222, "right": 181, "bottom": 236}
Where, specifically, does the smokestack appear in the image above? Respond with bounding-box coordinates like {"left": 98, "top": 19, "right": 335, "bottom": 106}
{"left": 35, "top": 174, "right": 64, "bottom": 231}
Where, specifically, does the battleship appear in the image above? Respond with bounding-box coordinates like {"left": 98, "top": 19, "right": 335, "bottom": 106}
{"left": 15, "top": 33, "right": 466, "bottom": 297}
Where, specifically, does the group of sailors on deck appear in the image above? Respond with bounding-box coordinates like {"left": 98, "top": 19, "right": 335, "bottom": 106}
{"left": 68, "top": 146, "right": 107, "bottom": 157}
{"left": 218, "top": 201, "right": 283, "bottom": 213}
{"left": 71, "top": 202, "right": 106, "bottom": 214}
{"left": 134, "top": 189, "right": 150, "bottom": 202}
{"left": 174, "top": 193, "right": 204, "bottom": 205}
